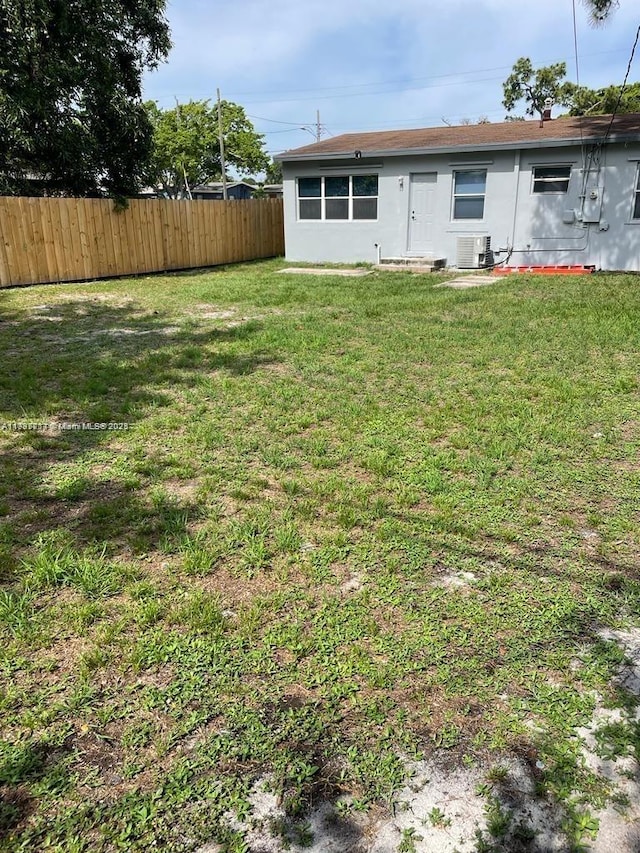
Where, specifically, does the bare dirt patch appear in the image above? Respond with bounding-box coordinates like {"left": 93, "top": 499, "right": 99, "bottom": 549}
{"left": 436, "top": 275, "right": 500, "bottom": 290}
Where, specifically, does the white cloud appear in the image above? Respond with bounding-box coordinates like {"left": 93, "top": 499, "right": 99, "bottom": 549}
{"left": 144, "top": 0, "right": 639, "bottom": 147}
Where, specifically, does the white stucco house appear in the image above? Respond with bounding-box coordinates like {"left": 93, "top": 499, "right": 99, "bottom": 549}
{"left": 275, "top": 114, "right": 640, "bottom": 271}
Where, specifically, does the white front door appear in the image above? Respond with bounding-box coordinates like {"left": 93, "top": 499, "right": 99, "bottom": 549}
{"left": 408, "top": 173, "right": 436, "bottom": 254}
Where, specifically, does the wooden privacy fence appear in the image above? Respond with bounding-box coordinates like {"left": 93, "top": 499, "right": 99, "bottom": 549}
{"left": 0, "top": 196, "right": 284, "bottom": 287}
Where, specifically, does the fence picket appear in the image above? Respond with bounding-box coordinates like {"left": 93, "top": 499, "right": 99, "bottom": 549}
{"left": 0, "top": 197, "right": 284, "bottom": 287}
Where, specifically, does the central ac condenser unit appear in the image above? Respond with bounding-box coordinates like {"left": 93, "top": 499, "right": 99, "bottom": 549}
{"left": 456, "top": 235, "right": 492, "bottom": 269}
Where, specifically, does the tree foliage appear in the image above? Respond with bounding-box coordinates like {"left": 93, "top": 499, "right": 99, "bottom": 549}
{"left": 0, "top": 0, "right": 171, "bottom": 198}
{"left": 264, "top": 159, "right": 283, "bottom": 184}
{"left": 566, "top": 81, "right": 640, "bottom": 115}
{"left": 145, "top": 100, "right": 269, "bottom": 199}
{"left": 503, "top": 57, "right": 640, "bottom": 120}
{"left": 502, "top": 58, "right": 572, "bottom": 119}
{"left": 582, "top": 0, "right": 619, "bottom": 25}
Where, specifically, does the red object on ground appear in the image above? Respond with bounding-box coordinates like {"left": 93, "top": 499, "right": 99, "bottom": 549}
{"left": 493, "top": 265, "right": 595, "bottom": 275}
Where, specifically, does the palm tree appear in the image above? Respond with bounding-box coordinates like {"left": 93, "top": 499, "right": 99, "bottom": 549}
{"left": 582, "top": 0, "right": 619, "bottom": 25}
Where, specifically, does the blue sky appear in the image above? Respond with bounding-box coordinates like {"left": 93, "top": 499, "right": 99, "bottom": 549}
{"left": 142, "top": 0, "right": 639, "bottom": 160}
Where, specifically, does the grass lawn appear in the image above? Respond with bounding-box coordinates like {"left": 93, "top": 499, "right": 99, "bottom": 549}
{"left": 0, "top": 261, "right": 639, "bottom": 852}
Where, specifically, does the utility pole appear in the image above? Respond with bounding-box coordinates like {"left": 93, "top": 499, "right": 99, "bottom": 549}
{"left": 217, "top": 88, "right": 228, "bottom": 201}
{"left": 175, "top": 96, "right": 192, "bottom": 200}
{"left": 300, "top": 110, "right": 323, "bottom": 142}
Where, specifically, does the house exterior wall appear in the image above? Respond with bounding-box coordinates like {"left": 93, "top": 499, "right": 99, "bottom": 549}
{"left": 282, "top": 141, "right": 640, "bottom": 270}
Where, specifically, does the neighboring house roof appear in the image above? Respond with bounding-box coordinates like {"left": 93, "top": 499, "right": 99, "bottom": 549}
{"left": 276, "top": 114, "right": 640, "bottom": 161}
{"left": 192, "top": 181, "right": 255, "bottom": 192}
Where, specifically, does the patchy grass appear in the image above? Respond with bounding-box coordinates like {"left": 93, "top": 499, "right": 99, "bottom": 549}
{"left": 0, "top": 260, "right": 639, "bottom": 851}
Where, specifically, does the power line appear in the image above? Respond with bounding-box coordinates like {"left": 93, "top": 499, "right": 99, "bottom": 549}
{"left": 572, "top": 0, "right": 581, "bottom": 86}
{"left": 261, "top": 128, "right": 304, "bottom": 134}
{"left": 232, "top": 63, "right": 518, "bottom": 99}
{"left": 571, "top": 0, "right": 586, "bottom": 170}
{"left": 246, "top": 114, "right": 309, "bottom": 125}
{"left": 225, "top": 48, "right": 629, "bottom": 100}
{"left": 146, "top": 48, "right": 628, "bottom": 108}
{"left": 603, "top": 22, "right": 640, "bottom": 144}
{"left": 237, "top": 73, "right": 522, "bottom": 106}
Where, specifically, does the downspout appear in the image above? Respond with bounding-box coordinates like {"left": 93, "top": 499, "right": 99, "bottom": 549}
{"left": 510, "top": 149, "right": 521, "bottom": 252}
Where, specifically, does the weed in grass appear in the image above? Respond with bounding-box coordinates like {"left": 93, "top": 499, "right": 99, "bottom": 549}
{"left": 91, "top": 620, "right": 126, "bottom": 657}
{"left": 95, "top": 704, "right": 119, "bottom": 727}
{"left": 71, "top": 553, "right": 127, "bottom": 598}
{"left": 282, "top": 478, "right": 304, "bottom": 497}
{"left": 0, "top": 588, "right": 34, "bottom": 636}
{"left": 173, "top": 590, "right": 226, "bottom": 634}
{"left": 292, "top": 820, "right": 314, "bottom": 847}
{"left": 484, "top": 796, "right": 511, "bottom": 839}
{"left": 594, "top": 718, "right": 640, "bottom": 762}
{"left": 134, "top": 598, "right": 165, "bottom": 628}
{"left": 274, "top": 522, "right": 301, "bottom": 554}
{"left": 182, "top": 543, "right": 216, "bottom": 575}
{"left": 64, "top": 679, "right": 98, "bottom": 713}
{"left": 179, "top": 529, "right": 227, "bottom": 576}
{"left": 563, "top": 810, "right": 599, "bottom": 851}
{"left": 121, "top": 720, "right": 156, "bottom": 750}
{"left": 70, "top": 600, "right": 105, "bottom": 633}
{"left": 486, "top": 764, "right": 509, "bottom": 784}
{"left": 79, "top": 646, "right": 111, "bottom": 673}
{"left": 23, "top": 533, "right": 126, "bottom": 598}
{"left": 238, "top": 534, "right": 272, "bottom": 575}
{"left": 53, "top": 475, "right": 92, "bottom": 501}
{"left": 512, "top": 820, "right": 537, "bottom": 843}
{"left": 0, "top": 740, "right": 46, "bottom": 785}
{"left": 0, "top": 543, "right": 17, "bottom": 582}
{"left": 432, "top": 724, "right": 462, "bottom": 750}
{"left": 122, "top": 760, "right": 144, "bottom": 779}
{"left": 398, "top": 827, "right": 423, "bottom": 853}
{"left": 426, "top": 806, "right": 451, "bottom": 828}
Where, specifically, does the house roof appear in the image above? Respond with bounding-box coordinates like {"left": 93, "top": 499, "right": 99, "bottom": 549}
{"left": 192, "top": 181, "right": 255, "bottom": 192}
{"left": 276, "top": 114, "right": 640, "bottom": 161}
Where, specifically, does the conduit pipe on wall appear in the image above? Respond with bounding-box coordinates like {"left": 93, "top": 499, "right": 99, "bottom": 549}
{"left": 507, "top": 146, "right": 592, "bottom": 257}
{"left": 510, "top": 148, "right": 521, "bottom": 252}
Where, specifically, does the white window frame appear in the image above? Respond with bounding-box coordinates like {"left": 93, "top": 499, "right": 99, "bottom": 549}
{"left": 632, "top": 165, "right": 640, "bottom": 221}
{"left": 532, "top": 165, "right": 572, "bottom": 194}
{"left": 297, "top": 175, "right": 378, "bottom": 221}
{"left": 451, "top": 169, "right": 487, "bottom": 221}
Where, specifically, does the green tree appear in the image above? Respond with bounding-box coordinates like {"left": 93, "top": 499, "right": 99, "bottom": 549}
{"left": 502, "top": 58, "right": 640, "bottom": 120}
{"left": 264, "top": 159, "right": 283, "bottom": 184}
{"left": 566, "top": 81, "right": 640, "bottom": 115}
{"left": 502, "top": 58, "right": 573, "bottom": 120}
{"left": 145, "top": 100, "right": 269, "bottom": 199}
{"left": 0, "top": 0, "right": 171, "bottom": 199}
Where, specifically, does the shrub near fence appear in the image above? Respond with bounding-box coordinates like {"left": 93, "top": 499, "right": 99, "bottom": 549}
{"left": 0, "top": 196, "right": 284, "bottom": 287}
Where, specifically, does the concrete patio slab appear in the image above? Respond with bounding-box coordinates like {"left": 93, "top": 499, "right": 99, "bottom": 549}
{"left": 436, "top": 275, "right": 501, "bottom": 289}
{"left": 279, "top": 267, "right": 372, "bottom": 277}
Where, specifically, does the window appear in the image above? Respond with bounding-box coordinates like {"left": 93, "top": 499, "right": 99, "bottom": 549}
{"left": 633, "top": 168, "right": 640, "bottom": 220}
{"left": 298, "top": 177, "right": 321, "bottom": 220}
{"left": 533, "top": 165, "right": 571, "bottom": 194}
{"left": 353, "top": 175, "right": 378, "bottom": 219}
{"left": 453, "top": 170, "right": 486, "bottom": 220}
{"left": 297, "top": 175, "right": 378, "bottom": 220}
{"left": 325, "top": 176, "right": 349, "bottom": 220}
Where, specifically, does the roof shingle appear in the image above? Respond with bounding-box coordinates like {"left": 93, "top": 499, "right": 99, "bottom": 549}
{"left": 277, "top": 114, "right": 640, "bottom": 160}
